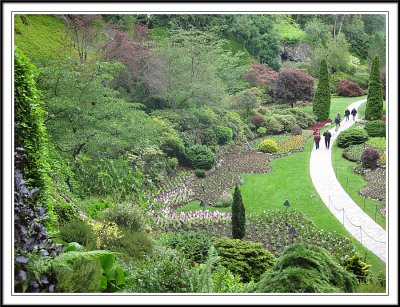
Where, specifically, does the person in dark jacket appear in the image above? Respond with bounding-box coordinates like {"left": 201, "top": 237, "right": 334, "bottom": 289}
{"left": 351, "top": 108, "right": 357, "bottom": 120}
{"left": 323, "top": 130, "right": 332, "bottom": 149}
{"left": 313, "top": 128, "right": 321, "bottom": 150}
{"left": 344, "top": 109, "right": 350, "bottom": 121}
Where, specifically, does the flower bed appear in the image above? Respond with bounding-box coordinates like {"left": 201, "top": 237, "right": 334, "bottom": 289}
{"left": 251, "top": 130, "right": 312, "bottom": 154}
{"left": 306, "top": 119, "right": 332, "bottom": 131}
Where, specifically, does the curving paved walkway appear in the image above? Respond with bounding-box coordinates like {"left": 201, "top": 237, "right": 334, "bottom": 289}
{"left": 310, "top": 99, "right": 387, "bottom": 262}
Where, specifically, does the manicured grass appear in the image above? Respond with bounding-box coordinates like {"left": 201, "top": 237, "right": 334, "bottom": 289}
{"left": 331, "top": 141, "right": 386, "bottom": 229}
{"left": 358, "top": 100, "right": 386, "bottom": 119}
{"left": 329, "top": 95, "right": 367, "bottom": 120}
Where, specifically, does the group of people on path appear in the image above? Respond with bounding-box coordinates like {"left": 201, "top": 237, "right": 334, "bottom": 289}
{"left": 313, "top": 107, "right": 357, "bottom": 150}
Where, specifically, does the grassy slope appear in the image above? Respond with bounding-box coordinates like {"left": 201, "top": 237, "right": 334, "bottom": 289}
{"left": 14, "top": 14, "right": 74, "bottom": 62}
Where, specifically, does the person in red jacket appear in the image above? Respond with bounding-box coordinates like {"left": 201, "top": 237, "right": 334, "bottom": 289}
{"left": 313, "top": 128, "right": 321, "bottom": 150}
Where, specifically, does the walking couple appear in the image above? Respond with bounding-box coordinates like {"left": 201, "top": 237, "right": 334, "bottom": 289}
{"left": 313, "top": 128, "right": 332, "bottom": 150}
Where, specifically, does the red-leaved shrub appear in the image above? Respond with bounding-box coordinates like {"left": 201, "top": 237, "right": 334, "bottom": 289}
{"left": 245, "top": 62, "right": 278, "bottom": 92}
{"left": 360, "top": 147, "right": 380, "bottom": 169}
{"left": 336, "top": 80, "right": 364, "bottom": 97}
{"left": 250, "top": 114, "right": 265, "bottom": 128}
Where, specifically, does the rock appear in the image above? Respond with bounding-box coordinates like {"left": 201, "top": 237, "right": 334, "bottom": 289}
{"left": 280, "top": 43, "right": 313, "bottom": 63}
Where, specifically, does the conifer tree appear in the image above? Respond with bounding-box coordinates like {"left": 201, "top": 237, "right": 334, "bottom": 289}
{"left": 313, "top": 59, "right": 331, "bottom": 120}
{"left": 232, "top": 185, "right": 246, "bottom": 239}
{"left": 365, "top": 55, "right": 384, "bottom": 120}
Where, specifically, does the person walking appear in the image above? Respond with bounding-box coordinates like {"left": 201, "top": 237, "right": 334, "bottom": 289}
{"left": 351, "top": 108, "right": 358, "bottom": 121}
{"left": 313, "top": 128, "right": 321, "bottom": 150}
{"left": 323, "top": 130, "right": 332, "bottom": 149}
{"left": 344, "top": 109, "right": 350, "bottom": 121}
{"left": 334, "top": 115, "right": 340, "bottom": 131}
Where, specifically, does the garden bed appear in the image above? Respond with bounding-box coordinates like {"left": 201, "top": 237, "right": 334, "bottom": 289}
{"left": 359, "top": 167, "right": 386, "bottom": 216}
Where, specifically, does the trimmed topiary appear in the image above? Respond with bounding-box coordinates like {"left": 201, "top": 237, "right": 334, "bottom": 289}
{"left": 232, "top": 185, "right": 246, "bottom": 240}
{"left": 313, "top": 59, "right": 331, "bottom": 120}
{"left": 337, "top": 129, "right": 369, "bottom": 148}
{"left": 259, "top": 139, "right": 279, "bottom": 153}
{"left": 185, "top": 144, "right": 216, "bottom": 170}
{"left": 364, "top": 120, "right": 386, "bottom": 137}
{"left": 365, "top": 55, "right": 384, "bottom": 120}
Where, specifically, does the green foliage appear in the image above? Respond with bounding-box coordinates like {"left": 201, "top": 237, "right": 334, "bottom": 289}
{"left": 275, "top": 15, "right": 306, "bottom": 45}
{"left": 125, "top": 247, "right": 192, "bottom": 293}
{"left": 365, "top": 137, "right": 386, "bottom": 151}
{"left": 82, "top": 198, "right": 113, "bottom": 219}
{"left": 103, "top": 203, "right": 146, "bottom": 232}
{"left": 365, "top": 56, "right": 384, "bottom": 120}
{"left": 185, "top": 145, "right": 216, "bottom": 170}
{"left": 52, "top": 250, "right": 127, "bottom": 292}
{"left": 195, "top": 169, "right": 206, "bottom": 178}
{"left": 232, "top": 87, "right": 263, "bottom": 117}
{"left": 273, "top": 114, "right": 297, "bottom": 132}
{"left": 232, "top": 186, "right": 246, "bottom": 239}
{"left": 222, "top": 111, "right": 246, "bottom": 141}
{"left": 215, "top": 191, "right": 233, "bottom": 208}
{"left": 337, "top": 129, "right": 369, "bottom": 148}
{"left": 252, "top": 243, "right": 357, "bottom": 293}
{"left": 214, "top": 125, "right": 233, "bottom": 144}
{"left": 211, "top": 264, "right": 250, "bottom": 293}
{"left": 213, "top": 237, "right": 276, "bottom": 283}
{"left": 342, "top": 144, "right": 365, "bottom": 162}
{"left": 65, "top": 242, "right": 85, "bottom": 253}
{"left": 160, "top": 136, "right": 185, "bottom": 161}
{"left": 256, "top": 127, "right": 267, "bottom": 135}
{"left": 160, "top": 231, "right": 212, "bottom": 264}
{"left": 341, "top": 253, "right": 371, "bottom": 282}
{"left": 313, "top": 59, "right": 331, "bottom": 120}
{"left": 59, "top": 219, "right": 96, "bottom": 249}
{"left": 364, "top": 120, "right": 386, "bottom": 137}
{"left": 274, "top": 108, "right": 317, "bottom": 129}
{"left": 263, "top": 116, "right": 284, "bottom": 134}
{"left": 259, "top": 139, "right": 279, "bottom": 153}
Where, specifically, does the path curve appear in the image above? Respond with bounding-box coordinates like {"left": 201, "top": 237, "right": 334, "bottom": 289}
{"left": 310, "top": 99, "right": 387, "bottom": 262}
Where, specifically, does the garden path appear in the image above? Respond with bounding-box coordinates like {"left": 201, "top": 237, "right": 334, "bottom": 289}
{"left": 309, "top": 99, "right": 387, "bottom": 262}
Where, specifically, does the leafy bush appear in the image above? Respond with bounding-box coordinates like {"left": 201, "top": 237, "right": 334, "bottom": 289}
{"left": 103, "top": 203, "right": 146, "bottom": 232}
{"left": 292, "top": 124, "right": 302, "bottom": 135}
{"left": 337, "top": 129, "right": 369, "bottom": 148}
{"left": 109, "top": 229, "right": 154, "bottom": 261}
{"left": 274, "top": 114, "right": 297, "bottom": 132}
{"left": 251, "top": 243, "right": 357, "bottom": 293}
{"left": 275, "top": 108, "right": 317, "bottom": 128}
{"left": 336, "top": 79, "right": 364, "bottom": 97}
{"left": 264, "top": 116, "right": 284, "bottom": 134}
{"left": 364, "top": 120, "right": 386, "bottom": 137}
{"left": 214, "top": 125, "right": 233, "bottom": 144}
{"left": 185, "top": 145, "right": 216, "bottom": 170}
{"left": 83, "top": 198, "right": 113, "bottom": 219}
{"left": 259, "top": 139, "right": 279, "bottom": 153}
{"left": 342, "top": 144, "right": 365, "bottom": 162}
{"left": 160, "top": 136, "right": 185, "bottom": 161}
{"left": 59, "top": 219, "right": 96, "bottom": 249}
{"left": 258, "top": 107, "right": 268, "bottom": 115}
{"left": 88, "top": 221, "right": 124, "bottom": 250}
{"left": 341, "top": 253, "right": 371, "bottom": 282}
{"left": 249, "top": 114, "right": 265, "bottom": 128}
{"left": 125, "top": 247, "right": 192, "bottom": 293}
{"left": 213, "top": 237, "right": 276, "bottom": 283}
{"left": 360, "top": 147, "right": 380, "bottom": 169}
{"left": 52, "top": 250, "right": 127, "bottom": 293}
{"left": 215, "top": 191, "right": 233, "bottom": 208}
{"left": 365, "top": 137, "right": 386, "bottom": 151}
{"left": 160, "top": 231, "right": 212, "bottom": 264}
{"left": 195, "top": 169, "right": 206, "bottom": 178}
{"left": 256, "top": 126, "right": 267, "bottom": 135}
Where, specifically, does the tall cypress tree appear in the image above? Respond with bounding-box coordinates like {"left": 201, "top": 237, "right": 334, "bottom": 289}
{"left": 365, "top": 55, "right": 384, "bottom": 120}
{"left": 232, "top": 185, "right": 246, "bottom": 239}
{"left": 313, "top": 59, "right": 331, "bottom": 120}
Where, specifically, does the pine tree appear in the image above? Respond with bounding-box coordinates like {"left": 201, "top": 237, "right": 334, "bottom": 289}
{"left": 232, "top": 185, "right": 246, "bottom": 239}
{"left": 365, "top": 55, "right": 384, "bottom": 120}
{"left": 312, "top": 59, "right": 331, "bottom": 120}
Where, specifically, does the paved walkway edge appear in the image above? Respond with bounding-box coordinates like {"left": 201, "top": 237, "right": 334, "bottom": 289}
{"left": 309, "top": 99, "right": 387, "bottom": 262}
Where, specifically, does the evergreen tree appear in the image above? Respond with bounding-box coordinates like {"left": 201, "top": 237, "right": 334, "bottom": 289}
{"left": 365, "top": 55, "right": 384, "bottom": 120}
{"left": 312, "top": 59, "right": 331, "bottom": 120}
{"left": 232, "top": 185, "right": 246, "bottom": 239}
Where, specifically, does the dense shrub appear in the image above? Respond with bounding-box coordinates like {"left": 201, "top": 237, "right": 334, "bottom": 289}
{"left": 259, "top": 139, "right": 279, "bottom": 153}
{"left": 160, "top": 231, "right": 212, "bottom": 264}
{"left": 185, "top": 145, "right": 216, "bottom": 170}
{"left": 59, "top": 219, "right": 96, "bottom": 249}
{"left": 264, "top": 116, "right": 284, "bottom": 134}
{"left": 82, "top": 198, "right": 113, "bottom": 219}
{"left": 88, "top": 221, "right": 123, "bottom": 250}
{"left": 360, "top": 147, "right": 380, "bottom": 169}
{"left": 342, "top": 144, "right": 365, "bottom": 162}
{"left": 381, "top": 68, "right": 386, "bottom": 100}
{"left": 337, "top": 129, "right": 369, "bottom": 148}
{"left": 214, "top": 125, "right": 233, "bottom": 144}
{"left": 274, "top": 114, "right": 297, "bottom": 132}
{"left": 232, "top": 186, "right": 246, "bottom": 240}
{"left": 126, "top": 247, "right": 192, "bottom": 293}
{"left": 250, "top": 243, "right": 356, "bottom": 293}
{"left": 109, "top": 230, "right": 154, "bottom": 261}
{"left": 103, "top": 203, "right": 146, "bottom": 232}
{"left": 274, "top": 108, "right": 317, "bottom": 128}
{"left": 52, "top": 250, "right": 127, "bottom": 293}
{"left": 213, "top": 237, "right": 276, "bottom": 283}
{"left": 160, "top": 137, "right": 185, "bottom": 161}
{"left": 249, "top": 114, "right": 265, "bottom": 128}
{"left": 194, "top": 169, "right": 206, "bottom": 178}
{"left": 364, "top": 120, "right": 386, "bottom": 137}
{"left": 292, "top": 124, "right": 302, "bottom": 135}
{"left": 336, "top": 79, "right": 364, "bottom": 97}
{"left": 244, "top": 62, "right": 278, "bottom": 91}
{"left": 274, "top": 68, "right": 315, "bottom": 108}
{"left": 341, "top": 253, "right": 371, "bottom": 282}
{"left": 256, "top": 127, "right": 267, "bottom": 135}
{"left": 222, "top": 111, "right": 246, "bottom": 141}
